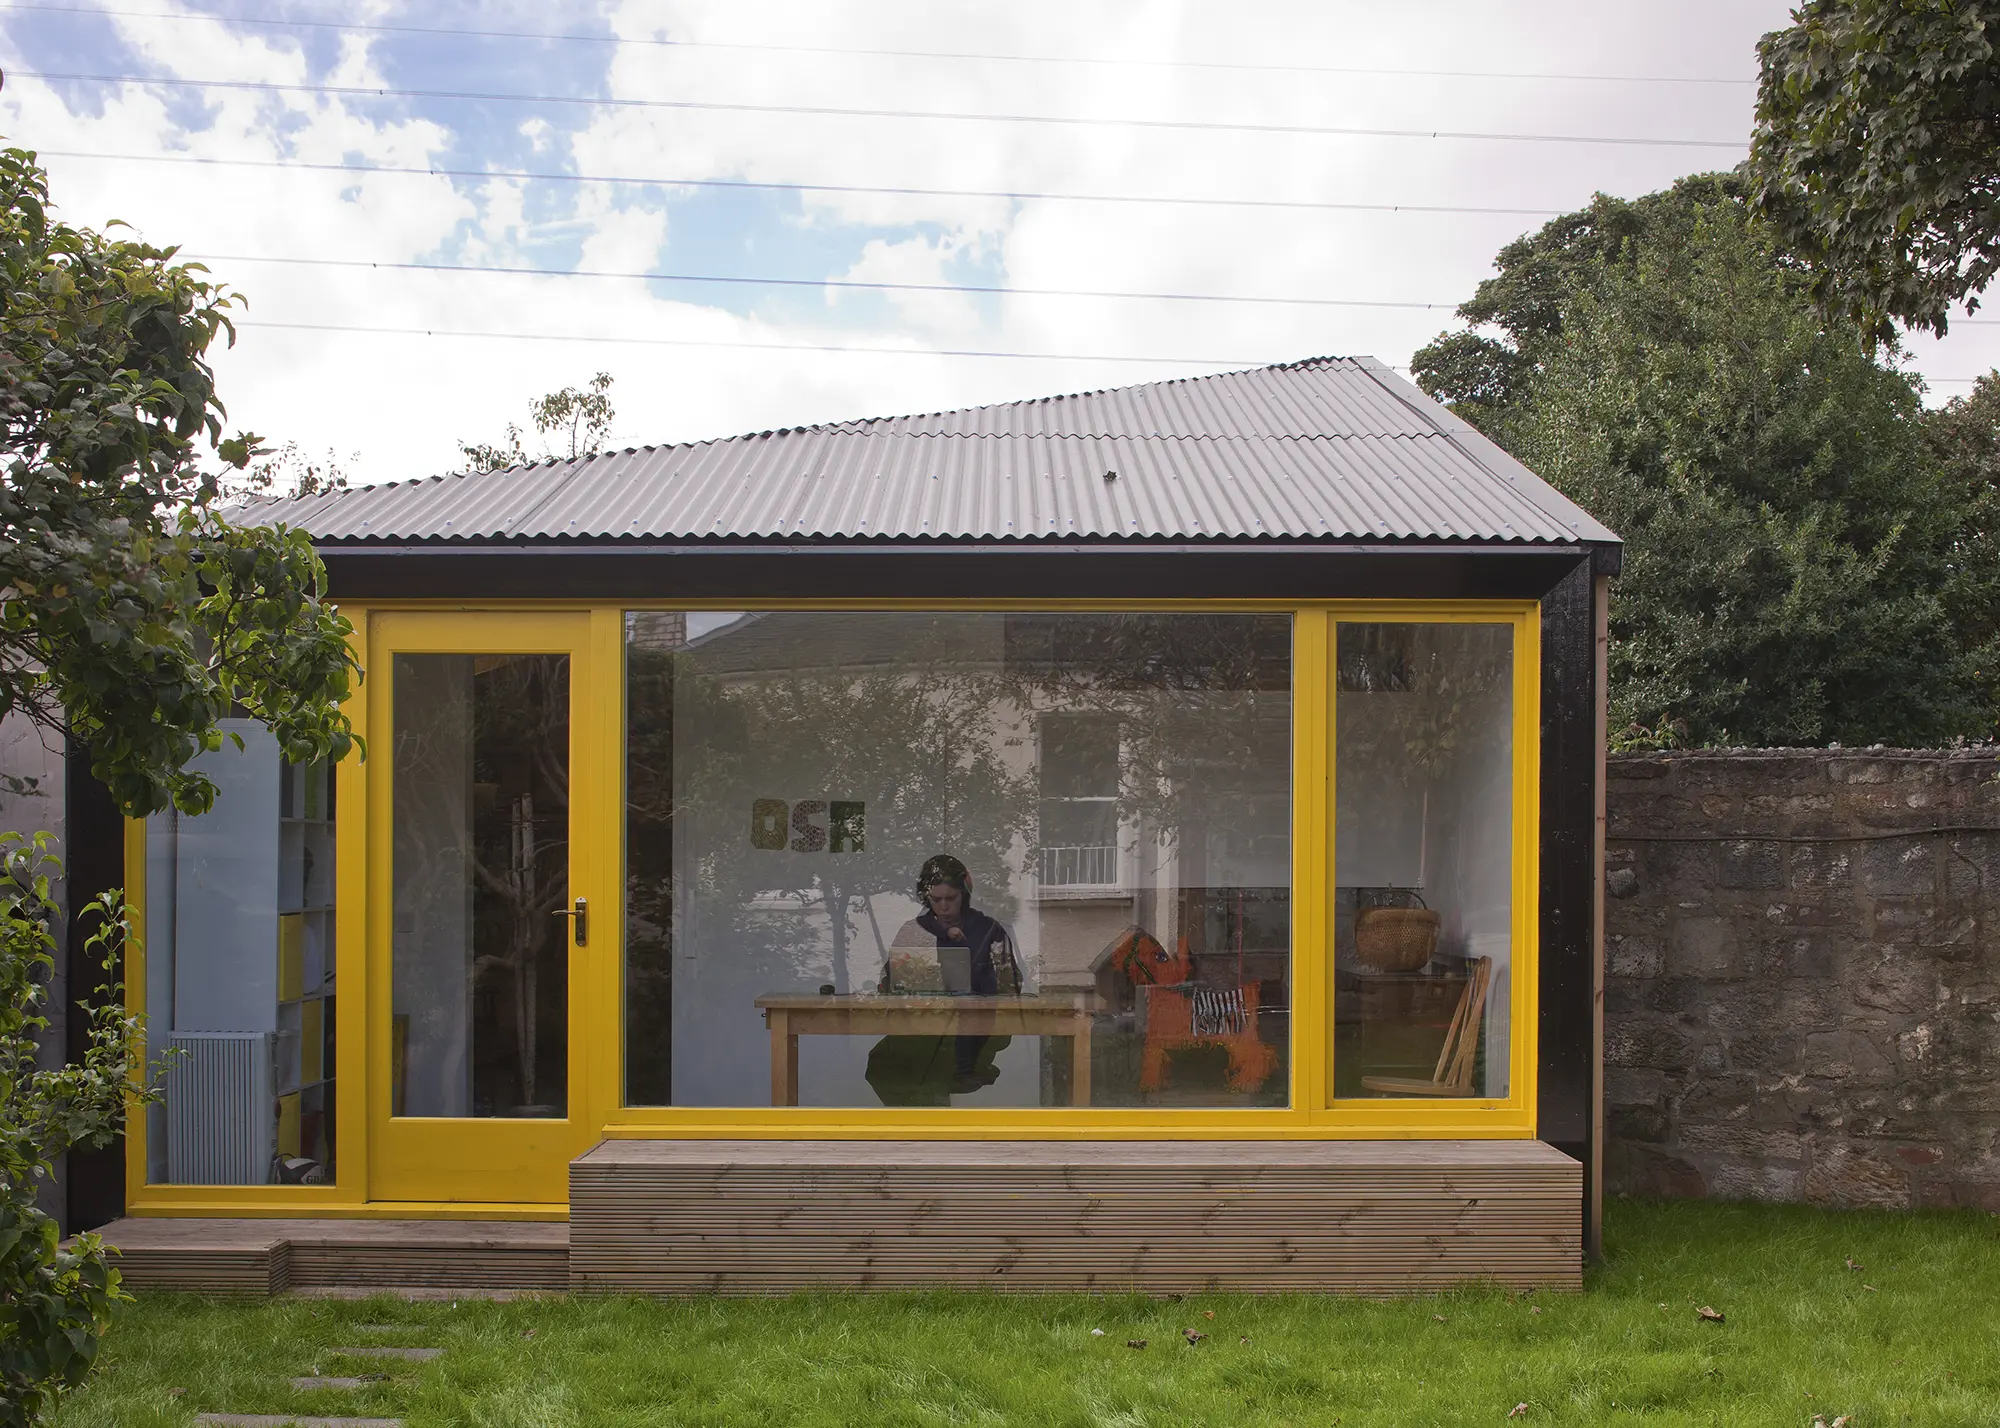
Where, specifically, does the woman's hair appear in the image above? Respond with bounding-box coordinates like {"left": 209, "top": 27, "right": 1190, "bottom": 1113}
{"left": 916, "top": 853, "right": 970, "bottom": 902}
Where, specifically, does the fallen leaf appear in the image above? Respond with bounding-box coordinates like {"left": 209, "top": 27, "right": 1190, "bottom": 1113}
{"left": 1508, "top": 1403, "right": 1530, "bottom": 1419}
{"left": 521, "top": 1328, "right": 536, "bottom": 1339}
{"left": 1529, "top": 1305, "right": 1544, "bottom": 1315}
{"left": 1182, "top": 1329, "right": 1208, "bottom": 1345}
{"left": 1696, "top": 1306, "right": 1725, "bottom": 1323}
{"left": 1201, "top": 1309, "right": 1215, "bottom": 1320}
{"left": 1239, "top": 1335, "right": 1252, "bottom": 1346}
{"left": 1657, "top": 1302, "right": 1667, "bottom": 1310}
{"left": 1831, "top": 1417, "right": 1852, "bottom": 1427}
{"left": 1844, "top": 1256, "right": 1863, "bottom": 1272}
{"left": 1126, "top": 1339, "right": 1147, "bottom": 1350}
{"left": 1089, "top": 1328, "right": 1105, "bottom": 1337}
{"left": 1862, "top": 1284, "right": 1878, "bottom": 1292}
{"left": 1433, "top": 1314, "right": 1447, "bottom": 1323}
{"left": 167, "top": 1389, "right": 186, "bottom": 1399}
{"left": 1164, "top": 1293, "right": 1185, "bottom": 1303}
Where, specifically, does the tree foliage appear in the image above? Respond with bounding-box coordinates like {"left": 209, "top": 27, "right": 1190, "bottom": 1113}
{"left": 0, "top": 145, "right": 360, "bottom": 818}
{"left": 1414, "top": 178, "right": 1999, "bottom": 747}
{"left": 458, "top": 371, "right": 616, "bottom": 473}
{"left": 1, "top": 146, "right": 361, "bottom": 1422}
{"left": 1750, "top": 0, "right": 2000, "bottom": 339}
{"left": 0, "top": 836, "right": 157, "bottom": 1427}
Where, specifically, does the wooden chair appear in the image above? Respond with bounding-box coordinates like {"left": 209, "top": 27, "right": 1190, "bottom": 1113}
{"left": 1360, "top": 956, "right": 1493, "bottom": 1097}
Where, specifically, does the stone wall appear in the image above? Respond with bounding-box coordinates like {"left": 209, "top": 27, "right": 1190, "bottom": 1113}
{"left": 1604, "top": 751, "right": 2000, "bottom": 1210}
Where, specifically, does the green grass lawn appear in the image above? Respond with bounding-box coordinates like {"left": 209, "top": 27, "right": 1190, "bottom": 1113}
{"left": 53, "top": 1199, "right": 2000, "bottom": 1428}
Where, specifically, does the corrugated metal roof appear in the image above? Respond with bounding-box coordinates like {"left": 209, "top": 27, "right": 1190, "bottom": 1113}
{"left": 252, "top": 356, "right": 1620, "bottom": 547}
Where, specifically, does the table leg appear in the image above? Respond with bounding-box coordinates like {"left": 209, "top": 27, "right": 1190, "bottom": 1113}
{"left": 768, "top": 1011, "right": 799, "bottom": 1107}
{"left": 1070, "top": 1017, "right": 1092, "bottom": 1107}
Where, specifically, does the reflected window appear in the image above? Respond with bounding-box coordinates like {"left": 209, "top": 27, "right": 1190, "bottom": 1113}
{"left": 144, "top": 727, "right": 336, "bottom": 1185}
{"left": 1333, "top": 623, "right": 1514, "bottom": 1100}
{"left": 391, "top": 653, "right": 570, "bottom": 1119}
{"left": 624, "top": 611, "right": 1293, "bottom": 1109}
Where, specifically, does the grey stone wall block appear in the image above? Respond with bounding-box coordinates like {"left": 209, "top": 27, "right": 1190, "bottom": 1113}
{"left": 1719, "top": 840, "right": 1786, "bottom": 890}
{"left": 1787, "top": 844, "right": 1853, "bottom": 889}
{"left": 1859, "top": 840, "right": 1936, "bottom": 896}
{"left": 1606, "top": 934, "right": 1664, "bottom": 979}
{"left": 1604, "top": 752, "right": 1999, "bottom": 1210}
{"left": 1668, "top": 917, "right": 1739, "bottom": 977}
{"left": 1802, "top": 1144, "right": 1911, "bottom": 1208}
{"left": 1800, "top": 1029, "right": 1894, "bottom": 1082}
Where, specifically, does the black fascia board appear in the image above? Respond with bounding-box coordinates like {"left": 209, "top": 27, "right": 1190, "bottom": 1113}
{"left": 316, "top": 540, "right": 1610, "bottom": 603}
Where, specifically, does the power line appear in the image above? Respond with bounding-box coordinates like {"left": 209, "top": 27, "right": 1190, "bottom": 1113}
{"left": 234, "top": 319, "right": 1268, "bottom": 367}
{"left": 12, "top": 70, "right": 1751, "bottom": 149}
{"left": 38, "top": 149, "right": 1571, "bottom": 219}
{"left": 215, "top": 323, "right": 2000, "bottom": 382}
{"left": 0, "top": 2, "right": 1757, "bottom": 87}
{"left": 191, "top": 252, "right": 1465, "bottom": 313}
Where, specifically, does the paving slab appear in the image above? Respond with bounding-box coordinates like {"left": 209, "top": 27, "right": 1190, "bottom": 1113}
{"left": 327, "top": 1347, "right": 443, "bottom": 1361}
{"left": 291, "top": 1376, "right": 388, "bottom": 1390}
{"left": 195, "top": 1416, "right": 403, "bottom": 1427}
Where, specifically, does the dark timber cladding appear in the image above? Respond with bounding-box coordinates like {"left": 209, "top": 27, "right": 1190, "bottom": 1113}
{"left": 570, "top": 1141, "right": 1584, "bottom": 1295}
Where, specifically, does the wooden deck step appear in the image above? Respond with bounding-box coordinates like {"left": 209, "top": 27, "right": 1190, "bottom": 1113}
{"left": 94, "top": 1219, "right": 568, "bottom": 1297}
{"left": 570, "top": 1139, "right": 1583, "bottom": 1296}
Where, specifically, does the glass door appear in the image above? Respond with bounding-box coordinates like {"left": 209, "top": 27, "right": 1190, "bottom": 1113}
{"left": 368, "top": 612, "right": 608, "bottom": 1204}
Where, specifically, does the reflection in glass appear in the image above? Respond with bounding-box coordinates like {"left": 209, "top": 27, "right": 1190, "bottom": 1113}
{"left": 143, "top": 726, "right": 337, "bottom": 1184}
{"left": 1333, "top": 623, "right": 1514, "bottom": 1099}
{"left": 392, "top": 653, "right": 570, "bottom": 1119}
{"left": 624, "top": 611, "right": 1293, "bottom": 1109}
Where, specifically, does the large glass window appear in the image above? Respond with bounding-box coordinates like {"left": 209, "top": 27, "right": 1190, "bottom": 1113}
{"left": 1333, "top": 623, "right": 1515, "bottom": 1100}
{"left": 624, "top": 611, "right": 1293, "bottom": 1110}
{"left": 390, "top": 653, "right": 571, "bottom": 1119}
{"left": 144, "top": 725, "right": 337, "bottom": 1184}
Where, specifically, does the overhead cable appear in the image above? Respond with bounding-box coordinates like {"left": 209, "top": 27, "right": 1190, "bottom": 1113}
{"left": 38, "top": 150, "right": 1570, "bottom": 218}
{"left": 1, "top": 2, "right": 1757, "bottom": 86}
{"left": 192, "top": 252, "right": 1464, "bottom": 312}
{"left": 13, "top": 70, "right": 1750, "bottom": 149}
{"left": 234, "top": 319, "right": 1268, "bottom": 367}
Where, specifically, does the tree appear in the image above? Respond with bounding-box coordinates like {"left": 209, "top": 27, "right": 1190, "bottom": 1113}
{"left": 0, "top": 837, "right": 150, "bottom": 1428}
{"left": 1, "top": 145, "right": 360, "bottom": 817}
{"left": 1750, "top": 0, "right": 2000, "bottom": 339}
{"left": 1414, "top": 178, "right": 1998, "bottom": 747}
{"left": 236, "top": 439, "right": 352, "bottom": 499}
{"left": 458, "top": 371, "right": 616, "bottom": 473}
{"left": 1922, "top": 369, "right": 2000, "bottom": 705}
{"left": 1, "top": 145, "right": 359, "bottom": 1420}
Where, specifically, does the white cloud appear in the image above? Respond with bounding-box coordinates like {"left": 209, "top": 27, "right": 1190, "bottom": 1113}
{"left": 2, "top": 0, "right": 1993, "bottom": 485}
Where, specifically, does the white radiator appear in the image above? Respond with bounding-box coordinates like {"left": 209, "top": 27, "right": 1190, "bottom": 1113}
{"left": 165, "top": 1032, "right": 274, "bottom": 1185}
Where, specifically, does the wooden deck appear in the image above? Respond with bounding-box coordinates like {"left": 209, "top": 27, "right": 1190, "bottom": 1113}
{"left": 570, "top": 1139, "right": 1583, "bottom": 1296}
{"left": 93, "top": 1140, "right": 1582, "bottom": 1297}
{"left": 92, "top": 1218, "right": 569, "bottom": 1297}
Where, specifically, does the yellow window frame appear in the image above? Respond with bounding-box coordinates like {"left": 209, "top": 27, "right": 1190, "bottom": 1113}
{"left": 122, "top": 598, "right": 1540, "bottom": 1217}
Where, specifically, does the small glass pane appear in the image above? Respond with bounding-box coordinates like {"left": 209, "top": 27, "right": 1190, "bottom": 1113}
{"left": 392, "top": 653, "right": 570, "bottom": 1119}
{"left": 143, "top": 725, "right": 337, "bottom": 1185}
{"left": 1334, "top": 623, "right": 1514, "bottom": 1100}
{"left": 624, "top": 611, "right": 1293, "bottom": 1109}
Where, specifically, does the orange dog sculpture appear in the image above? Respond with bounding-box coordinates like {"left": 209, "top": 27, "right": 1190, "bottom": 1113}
{"left": 1106, "top": 926, "right": 1277, "bottom": 1094}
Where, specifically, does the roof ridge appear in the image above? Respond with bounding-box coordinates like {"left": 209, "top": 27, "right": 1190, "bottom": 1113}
{"left": 268, "top": 356, "right": 1375, "bottom": 503}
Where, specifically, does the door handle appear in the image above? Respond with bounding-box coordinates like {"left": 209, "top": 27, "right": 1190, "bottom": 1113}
{"left": 552, "top": 896, "right": 588, "bottom": 947}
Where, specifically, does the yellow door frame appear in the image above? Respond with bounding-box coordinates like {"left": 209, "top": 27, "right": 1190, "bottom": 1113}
{"left": 122, "top": 598, "right": 1539, "bottom": 1219}
{"left": 364, "top": 609, "right": 618, "bottom": 1204}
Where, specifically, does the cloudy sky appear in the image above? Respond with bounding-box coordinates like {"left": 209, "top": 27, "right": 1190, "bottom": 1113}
{"left": 4, "top": 1, "right": 1997, "bottom": 484}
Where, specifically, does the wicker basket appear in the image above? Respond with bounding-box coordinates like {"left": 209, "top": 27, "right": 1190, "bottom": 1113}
{"left": 1354, "top": 905, "right": 1441, "bottom": 973}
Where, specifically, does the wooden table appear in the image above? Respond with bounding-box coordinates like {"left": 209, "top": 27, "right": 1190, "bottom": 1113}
{"left": 755, "top": 993, "right": 1098, "bottom": 1107}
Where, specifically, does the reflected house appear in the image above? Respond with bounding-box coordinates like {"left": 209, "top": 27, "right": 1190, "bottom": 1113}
{"left": 89, "top": 357, "right": 1622, "bottom": 1294}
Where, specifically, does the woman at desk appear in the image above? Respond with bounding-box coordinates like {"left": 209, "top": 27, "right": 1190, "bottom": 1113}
{"left": 868, "top": 854, "right": 1023, "bottom": 1103}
